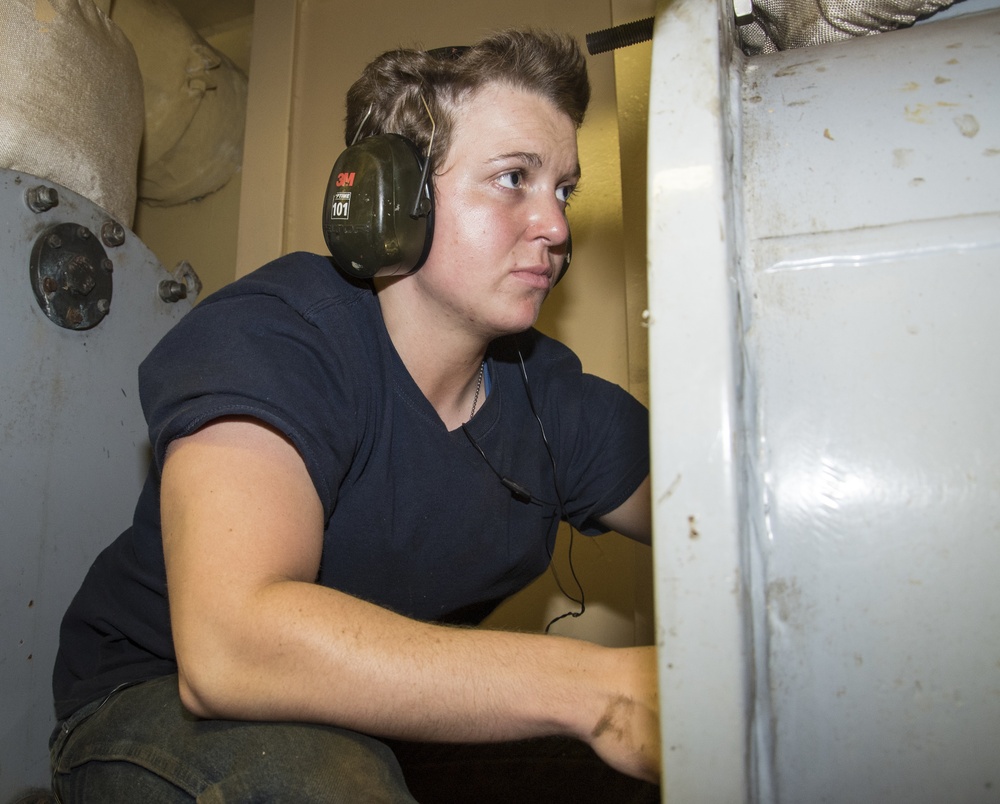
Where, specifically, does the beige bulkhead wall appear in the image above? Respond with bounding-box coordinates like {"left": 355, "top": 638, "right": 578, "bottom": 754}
{"left": 232, "top": 0, "right": 656, "bottom": 646}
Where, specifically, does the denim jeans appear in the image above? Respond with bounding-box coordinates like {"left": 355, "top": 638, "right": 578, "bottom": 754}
{"left": 50, "top": 674, "right": 416, "bottom": 803}
{"left": 50, "top": 674, "right": 660, "bottom": 803}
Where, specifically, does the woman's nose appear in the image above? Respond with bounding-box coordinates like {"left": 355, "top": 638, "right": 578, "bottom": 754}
{"left": 528, "top": 191, "right": 571, "bottom": 247}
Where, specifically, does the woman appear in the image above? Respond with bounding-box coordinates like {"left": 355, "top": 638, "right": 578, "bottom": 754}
{"left": 52, "top": 29, "right": 658, "bottom": 802}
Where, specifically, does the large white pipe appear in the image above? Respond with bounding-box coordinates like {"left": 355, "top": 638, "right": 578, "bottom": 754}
{"left": 649, "top": 1, "right": 1000, "bottom": 801}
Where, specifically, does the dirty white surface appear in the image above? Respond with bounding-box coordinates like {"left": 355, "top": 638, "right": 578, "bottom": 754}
{"left": 649, "top": 0, "right": 1000, "bottom": 801}
{"left": 647, "top": 0, "right": 750, "bottom": 801}
{"left": 0, "top": 169, "right": 192, "bottom": 797}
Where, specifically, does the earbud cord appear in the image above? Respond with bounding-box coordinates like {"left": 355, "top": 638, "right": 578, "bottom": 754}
{"left": 461, "top": 348, "right": 587, "bottom": 630}
{"left": 516, "top": 349, "right": 586, "bottom": 632}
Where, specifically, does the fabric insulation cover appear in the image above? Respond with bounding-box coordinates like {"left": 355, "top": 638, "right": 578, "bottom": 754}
{"left": 110, "top": 0, "right": 248, "bottom": 206}
{"left": 739, "top": 0, "right": 956, "bottom": 53}
{"left": 0, "top": 0, "right": 144, "bottom": 226}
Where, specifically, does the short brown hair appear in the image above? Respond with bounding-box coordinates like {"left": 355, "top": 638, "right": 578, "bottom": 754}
{"left": 345, "top": 29, "right": 590, "bottom": 170}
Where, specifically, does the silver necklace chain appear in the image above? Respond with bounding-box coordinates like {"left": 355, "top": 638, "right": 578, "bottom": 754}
{"left": 469, "top": 360, "right": 485, "bottom": 419}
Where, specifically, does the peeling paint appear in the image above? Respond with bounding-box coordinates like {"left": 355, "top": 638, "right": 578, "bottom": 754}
{"left": 953, "top": 114, "right": 980, "bottom": 138}
{"left": 892, "top": 148, "right": 914, "bottom": 169}
{"left": 904, "top": 103, "right": 931, "bottom": 124}
{"left": 766, "top": 578, "right": 803, "bottom": 626}
{"left": 774, "top": 59, "right": 821, "bottom": 79}
{"left": 659, "top": 473, "right": 682, "bottom": 505}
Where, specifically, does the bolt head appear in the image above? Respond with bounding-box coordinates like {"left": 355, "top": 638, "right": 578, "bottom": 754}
{"left": 65, "top": 256, "right": 96, "bottom": 296}
{"left": 26, "top": 185, "right": 59, "bottom": 213}
{"left": 101, "top": 220, "right": 126, "bottom": 248}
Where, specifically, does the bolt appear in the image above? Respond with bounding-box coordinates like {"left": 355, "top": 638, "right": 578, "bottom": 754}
{"left": 26, "top": 186, "right": 59, "bottom": 213}
{"left": 77, "top": 226, "right": 91, "bottom": 240}
{"left": 42, "top": 276, "right": 58, "bottom": 294}
{"left": 158, "top": 279, "right": 188, "bottom": 303}
{"left": 102, "top": 258, "right": 114, "bottom": 273}
{"left": 47, "top": 234, "right": 62, "bottom": 249}
{"left": 101, "top": 220, "right": 126, "bottom": 248}
{"left": 65, "top": 306, "right": 84, "bottom": 327}
{"left": 97, "top": 299, "right": 111, "bottom": 315}
{"left": 65, "top": 255, "right": 96, "bottom": 296}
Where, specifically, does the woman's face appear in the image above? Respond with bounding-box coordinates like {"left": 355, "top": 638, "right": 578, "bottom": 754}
{"left": 407, "top": 82, "right": 580, "bottom": 341}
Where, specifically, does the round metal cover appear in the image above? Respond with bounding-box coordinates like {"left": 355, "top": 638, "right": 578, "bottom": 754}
{"left": 29, "top": 222, "right": 114, "bottom": 330}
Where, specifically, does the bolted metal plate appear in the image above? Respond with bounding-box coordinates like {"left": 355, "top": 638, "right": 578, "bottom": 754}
{"left": 2, "top": 167, "right": 195, "bottom": 797}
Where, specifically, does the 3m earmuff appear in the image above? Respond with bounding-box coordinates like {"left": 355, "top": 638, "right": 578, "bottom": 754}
{"left": 321, "top": 133, "right": 572, "bottom": 283}
{"left": 322, "top": 134, "right": 433, "bottom": 279}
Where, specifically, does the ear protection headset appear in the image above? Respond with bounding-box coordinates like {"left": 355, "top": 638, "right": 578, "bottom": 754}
{"left": 322, "top": 133, "right": 433, "bottom": 280}
{"left": 321, "top": 130, "right": 572, "bottom": 282}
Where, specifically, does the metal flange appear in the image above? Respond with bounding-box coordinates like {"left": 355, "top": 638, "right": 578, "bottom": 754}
{"left": 29, "top": 222, "right": 114, "bottom": 330}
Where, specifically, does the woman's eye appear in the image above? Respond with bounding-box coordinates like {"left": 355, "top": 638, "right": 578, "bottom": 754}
{"left": 497, "top": 171, "right": 523, "bottom": 189}
{"left": 556, "top": 185, "right": 576, "bottom": 203}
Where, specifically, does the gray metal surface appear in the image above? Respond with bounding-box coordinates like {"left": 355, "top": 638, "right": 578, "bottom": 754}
{"left": 739, "top": 9, "right": 1000, "bottom": 801}
{"left": 0, "top": 168, "right": 193, "bottom": 797}
{"left": 649, "top": 1, "right": 1000, "bottom": 801}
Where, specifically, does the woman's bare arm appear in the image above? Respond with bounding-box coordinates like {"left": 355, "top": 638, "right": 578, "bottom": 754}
{"left": 161, "top": 417, "right": 660, "bottom": 782}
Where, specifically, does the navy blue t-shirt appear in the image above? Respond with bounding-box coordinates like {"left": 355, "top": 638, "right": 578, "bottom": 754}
{"left": 52, "top": 252, "right": 649, "bottom": 721}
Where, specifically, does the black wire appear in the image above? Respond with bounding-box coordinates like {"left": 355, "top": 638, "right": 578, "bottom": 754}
{"left": 515, "top": 350, "right": 586, "bottom": 632}
{"left": 461, "top": 347, "right": 588, "bottom": 631}
{"left": 460, "top": 424, "right": 553, "bottom": 507}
